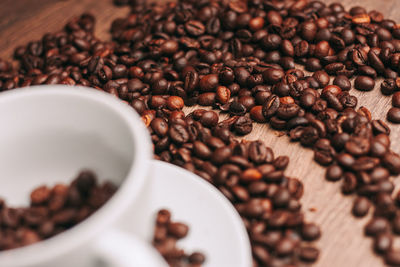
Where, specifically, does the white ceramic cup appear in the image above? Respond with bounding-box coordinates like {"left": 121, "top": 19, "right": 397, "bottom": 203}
{"left": 0, "top": 85, "right": 167, "bottom": 267}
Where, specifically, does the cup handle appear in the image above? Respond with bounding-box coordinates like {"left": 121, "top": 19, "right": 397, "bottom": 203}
{"left": 92, "top": 228, "right": 168, "bottom": 267}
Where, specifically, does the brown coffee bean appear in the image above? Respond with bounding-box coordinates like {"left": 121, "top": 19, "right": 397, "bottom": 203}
{"left": 382, "top": 152, "right": 400, "bottom": 175}
{"left": 233, "top": 116, "right": 253, "bottom": 135}
{"left": 275, "top": 238, "right": 295, "bottom": 256}
{"left": 241, "top": 168, "right": 262, "bottom": 182}
{"left": 354, "top": 76, "right": 375, "bottom": 91}
{"left": 250, "top": 106, "right": 266, "bottom": 123}
{"left": 345, "top": 137, "right": 370, "bottom": 156}
{"left": 200, "top": 111, "right": 219, "bottom": 127}
{"left": 333, "top": 75, "right": 351, "bottom": 91}
{"left": 167, "top": 96, "right": 184, "bottom": 110}
{"left": 385, "top": 250, "right": 400, "bottom": 266}
{"left": 365, "top": 218, "right": 389, "bottom": 236}
{"left": 156, "top": 209, "right": 171, "bottom": 225}
{"left": 151, "top": 118, "right": 169, "bottom": 137}
{"left": 352, "top": 197, "right": 371, "bottom": 217}
{"left": 374, "top": 233, "right": 393, "bottom": 254}
{"left": 30, "top": 186, "right": 51, "bottom": 205}
{"left": 262, "top": 95, "right": 280, "bottom": 118}
{"left": 169, "top": 124, "right": 189, "bottom": 144}
{"left": 299, "top": 246, "right": 319, "bottom": 262}
{"left": 341, "top": 173, "right": 357, "bottom": 194}
{"left": 216, "top": 86, "right": 231, "bottom": 104}
{"left": 326, "top": 165, "right": 343, "bottom": 181}
{"left": 262, "top": 68, "right": 284, "bottom": 85}
{"left": 199, "top": 74, "right": 219, "bottom": 92}
{"left": 188, "top": 252, "right": 206, "bottom": 264}
{"left": 301, "top": 223, "right": 321, "bottom": 241}
{"left": 167, "top": 222, "right": 189, "bottom": 238}
{"left": 387, "top": 107, "right": 400, "bottom": 123}
{"left": 185, "top": 20, "right": 205, "bottom": 36}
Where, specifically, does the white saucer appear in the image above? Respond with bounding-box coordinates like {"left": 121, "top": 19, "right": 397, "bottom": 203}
{"left": 122, "top": 160, "right": 252, "bottom": 267}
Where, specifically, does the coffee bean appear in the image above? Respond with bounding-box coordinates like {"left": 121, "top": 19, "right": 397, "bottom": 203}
{"left": 200, "top": 74, "right": 219, "bottom": 92}
{"left": 200, "top": 111, "right": 219, "bottom": 127}
{"left": 188, "top": 252, "right": 206, "bottom": 264}
{"left": 352, "top": 197, "right": 371, "bottom": 217}
{"left": 326, "top": 165, "right": 343, "bottom": 181}
{"left": 382, "top": 152, "right": 400, "bottom": 174}
{"left": 233, "top": 116, "right": 253, "bottom": 135}
{"left": 262, "top": 95, "right": 280, "bottom": 118}
{"left": 216, "top": 86, "right": 231, "bottom": 104}
{"left": 387, "top": 107, "right": 400, "bottom": 123}
{"left": 341, "top": 173, "right": 357, "bottom": 194}
{"left": 345, "top": 137, "right": 370, "bottom": 156}
{"left": 169, "top": 124, "right": 189, "bottom": 144}
{"left": 299, "top": 246, "right": 319, "bottom": 262}
{"left": 385, "top": 250, "right": 400, "bottom": 266}
{"left": 167, "top": 222, "right": 189, "bottom": 238}
{"left": 333, "top": 75, "right": 351, "bottom": 91}
{"left": 354, "top": 76, "right": 375, "bottom": 91}
{"left": 381, "top": 78, "right": 396, "bottom": 95}
{"left": 185, "top": 20, "right": 205, "bottom": 36}
{"left": 374, "top": 233, "right": 392, "bottom": 254}
{"left": 301, "top": 223, "right": 321, "bottom": 241}
{"left": 30, "top": 186, "right": 51, "bottom": 205}
{"left": 262, "top": 68, "right": 284, "bottom": 85}
{"left": 365, "top": 218, "right": 389, "bottom": 236}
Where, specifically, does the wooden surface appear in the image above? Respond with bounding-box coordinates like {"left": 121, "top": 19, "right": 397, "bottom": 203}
{"left": 1, "top": 0, "right": 400, "bottom": 266}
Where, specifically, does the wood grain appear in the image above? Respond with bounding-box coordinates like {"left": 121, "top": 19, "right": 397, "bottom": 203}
{"left": 0, "top": 1, "right": 399, "bottom": 266}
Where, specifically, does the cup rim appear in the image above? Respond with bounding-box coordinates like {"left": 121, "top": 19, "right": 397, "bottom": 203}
{"left": 0, "top": 85, "right": 152, "bottom": 266}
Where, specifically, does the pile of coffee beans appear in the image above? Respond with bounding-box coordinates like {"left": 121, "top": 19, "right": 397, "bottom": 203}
{"left": 151, "top": 109, "right": 321, "bottom": 266}
{"left": 153, "top": 209, "right": 206, "bottom": 266}
{"left": 0, "top": 171, "right": 116, "bottom": 250}
{"left": 2, "top": 0, "right": 400, "bottom": 265}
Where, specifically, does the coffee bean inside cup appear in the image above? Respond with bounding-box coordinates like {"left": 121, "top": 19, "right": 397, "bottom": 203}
{"left": 0, "top": 170, "right": 116, "bottom": 251}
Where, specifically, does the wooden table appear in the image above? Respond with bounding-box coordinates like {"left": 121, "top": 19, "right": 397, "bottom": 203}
{"left": 1, "top": 0, "right": 399, "bottom": 266}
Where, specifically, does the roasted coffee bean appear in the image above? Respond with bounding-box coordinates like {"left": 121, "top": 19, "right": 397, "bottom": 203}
{"left": 354, "top": 76, "right": 375, "bottom": 91}
{"left": 250, "top": 106, "right": 266, "bottom": 123}
{"left": 275, "top": 238, "right": 295, "bottom": 257}
{"left": 188, "top": 252, "right": 206, "bottom": 264}
{"left": 30, "top": 186, "right": 51, "bottom": 205}
{"left": 374, "top": 234, "right": 393, "bottom": 254}
{"left": 341, "top": 173, "right": 357, "bottom": 194}
{"left": 0, "top": 170, "right": 115, "bottom": 251}
{"left": 153, "top": 209, "right": 206, "bottom": 266}
{"left": 382, "top": 152, "right": 400, "bottom": 174}
{"left": 167, "top": 96, "right": 184, "bottom": 110}
{"left": 262, "top": 68, "right": 284, "bottom": 85}
{"left": 381, "top": 78, "right": 397, "bottom": 95}
{"left": 385, "top": 250, "right": 400, "bottom": 266}
{"left": 365, "top": 218, "right": 389, "bottom": 236}
{"left": 199, "top": 111, "right": 219, "bottom": 128}
{"left": 299, "top": 246, "right": 319, "bottom": 262}
{"left": 333, "top": 75, "right": 351, "bottom": 91}
{"left": 167, "top": 222, "right": 189, "bottom": 238}
{"left": 352, "top": 197, "right": 371, "bottom": 217}
{"left": 233, "top": 116, "right": 252, "bottom": 135}
{"left": 393, "top": 92, "right": 400, "bottom": 108}
{"left": 301, "top": 223, "right": 321, "bottom": 241}
{"left": 326, "top": 165, "right": 343, "bottom": 181}
{"left": 345, "top": 137, "right": 370, "bottom": 156}
{"left": 387, "top": 107, "right": 400, "bottom": 123}
{"left": 169, "top": 124, "right": 189, "bottom": 144}
{"left": 262, "top": 95, "right": 280, "bottom": 118}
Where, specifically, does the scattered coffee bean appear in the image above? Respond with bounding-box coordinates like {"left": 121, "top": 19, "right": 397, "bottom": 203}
{"left": 352, "top": 197, "right": 371, "bottom": 217}
{"left": 387, "top": 107, "right": 400, "bottom": 123}
{"left": 354, "top": 76, "right": 375, "bottom": 91}
{"left": 153, "top": 209, "right": 206, "bottom": 266}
